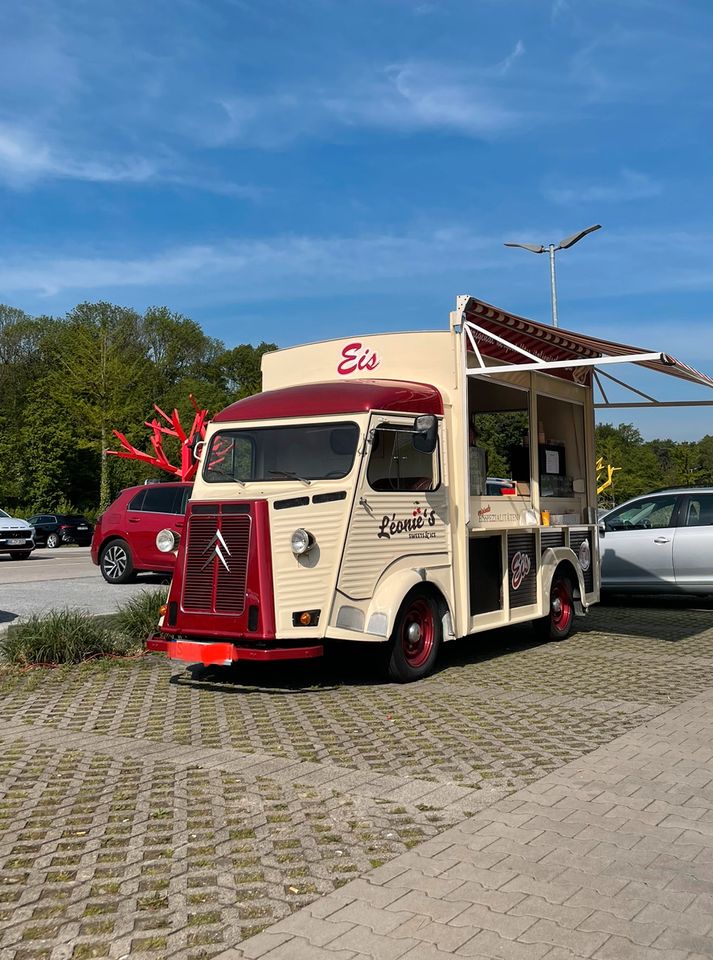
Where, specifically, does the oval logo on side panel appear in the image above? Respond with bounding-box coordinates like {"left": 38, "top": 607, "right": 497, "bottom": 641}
{"left": 578, "top": 538, "right": 591, "bottom": 572}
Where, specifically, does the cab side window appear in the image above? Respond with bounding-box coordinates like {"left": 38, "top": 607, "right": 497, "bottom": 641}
{"left": 367, "top": 426, "right": 438, "bottom": 493}
{"left": 605, "top": 495, "right": 677, "bottom": 531}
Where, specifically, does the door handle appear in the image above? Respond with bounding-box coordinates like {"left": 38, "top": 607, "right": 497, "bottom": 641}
{"left": 653, "top": 537, "right": 671, "bottom": 543}
{"left": 128, "top": 518, "right": 140, "bottom": 523}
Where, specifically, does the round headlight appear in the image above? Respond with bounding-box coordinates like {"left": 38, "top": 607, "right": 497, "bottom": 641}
{"left": 156, "top": 528, "right": 179, "bottom": 553}
{"left": 291, "top": 528, "right": 314, "bottom": 556}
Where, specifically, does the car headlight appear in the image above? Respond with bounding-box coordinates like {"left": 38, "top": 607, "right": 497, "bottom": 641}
{"left": 156, "top": 528, "right": 180, "bottom": 553}
{"left": 291, "top": 528, "right": 315, "bottom": 556}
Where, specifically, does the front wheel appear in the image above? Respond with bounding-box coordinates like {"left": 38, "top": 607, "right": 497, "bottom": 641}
{"left": 534, "top": 574, "right": 575, "bottom": 642}
{"left": 10, "top": 551, "right": 32, "bottom": 561}
{"left": 100, "top": 539, "right": 135, "bottom": 584}
{"left": 46, "top": 532, "right": 61, "bottom": 549}
{"left": 387, "top": 589, "right": 442, "bottom": 682}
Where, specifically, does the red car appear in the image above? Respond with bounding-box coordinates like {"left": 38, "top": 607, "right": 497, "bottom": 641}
{"left": 91, "top": 482, "right": 191, "bottom": 583}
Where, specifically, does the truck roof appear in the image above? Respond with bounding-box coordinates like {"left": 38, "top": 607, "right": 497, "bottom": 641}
{"left": 213, "top": 379, "right": 443, "bottom": 423}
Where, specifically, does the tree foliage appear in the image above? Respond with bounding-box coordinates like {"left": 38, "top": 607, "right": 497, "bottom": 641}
{"left": 0, "top": 301, "right": 276, "bottom": 515}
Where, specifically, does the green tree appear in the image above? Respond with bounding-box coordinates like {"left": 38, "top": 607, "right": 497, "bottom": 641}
{"left": 44, "top": 302, "right": 153, "bottom": 511}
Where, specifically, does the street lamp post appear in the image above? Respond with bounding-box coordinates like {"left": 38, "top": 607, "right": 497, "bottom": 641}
{"left": 504, "top": 224, "right": 602, "bottom": 327}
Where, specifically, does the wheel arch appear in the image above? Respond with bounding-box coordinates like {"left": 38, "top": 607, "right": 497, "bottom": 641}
{"left": 541, "top": 549, "right": 587, "bottom": 615}
{"left": 364, "top": 567, "right": 455, "bottom": 642}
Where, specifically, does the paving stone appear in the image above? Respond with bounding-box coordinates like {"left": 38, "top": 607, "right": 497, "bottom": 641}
{"left": 3, "top": 604, "right": 713, "bottom": 959}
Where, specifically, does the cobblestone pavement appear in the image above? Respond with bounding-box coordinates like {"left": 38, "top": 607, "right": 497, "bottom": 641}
{"left": 1, "top": 600, "right": 713, "bottom": 959}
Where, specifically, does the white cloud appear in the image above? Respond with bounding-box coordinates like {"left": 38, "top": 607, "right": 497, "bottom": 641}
{"left": 1, "top": 225, "right": 713, "bottom": 305}
{"left": 0, "top": 123, "right": 157, "bottom": 187}
{"left": 0, "top": 228, "right": 498, "bottom": 297}
{"left": 544, "top": 169, "right": 662, "bottom": 206}
{"left": 0, "top": 122, "right": 261, "bottom": 198}
{"left": 215, "top": 58, "right": 526, "bottom": 148}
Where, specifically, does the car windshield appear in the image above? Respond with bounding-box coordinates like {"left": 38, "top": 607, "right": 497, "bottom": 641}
{"left": 0, "top": 509, "right": 9, "bottom": 519}
{"left": 204, "top": 422, "right": 360, "bottom": 484}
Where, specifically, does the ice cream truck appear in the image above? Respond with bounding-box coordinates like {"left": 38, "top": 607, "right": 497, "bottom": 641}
{"left": 147, "top": 296, "right": 713, "bottom": 681}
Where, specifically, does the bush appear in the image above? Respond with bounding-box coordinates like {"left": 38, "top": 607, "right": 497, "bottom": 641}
{"left": 114, "top": 589, "right": 167, "bottom": 645}
{"left": 1, "top": 609, "right": 135, "bottom": 667}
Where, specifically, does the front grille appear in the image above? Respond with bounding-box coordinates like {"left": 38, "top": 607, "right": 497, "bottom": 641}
{"left": 0, "top": 529, "right": 31, "bottom": 542}
{"left": 182, "top": 514, "right": 251, "bottom": 614}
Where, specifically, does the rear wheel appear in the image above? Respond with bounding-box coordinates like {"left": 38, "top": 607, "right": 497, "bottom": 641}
{"left": 100, "top": 539, "right": 135, "bottom": 584}
{"left": 387, "top": 589, "right": 442, "bottom": 682}
{"left": 534, "top": 574, "right": 574, "bottom": 642}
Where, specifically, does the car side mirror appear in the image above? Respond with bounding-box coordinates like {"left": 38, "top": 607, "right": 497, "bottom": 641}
{"left": 598, "top": 521, "right": 606, "bottom": 538}
{"left": 413, "top": 415, "right": 438, "bottom": 454}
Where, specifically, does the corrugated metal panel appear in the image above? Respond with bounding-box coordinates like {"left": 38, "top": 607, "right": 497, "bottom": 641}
{"left": 569, "top": 528, "right": 594, "bottom": 593}
{"left": 270, "top": 499, "right": 348, "bottom": 609}
{"left": 541, "top": 530, "right": 565, "bottom": 551}
{"left": 338, "top": 492, "right": 450, "bottom": 599}
{"left": 508, "top": 531, "right": 538, "bottom": 608}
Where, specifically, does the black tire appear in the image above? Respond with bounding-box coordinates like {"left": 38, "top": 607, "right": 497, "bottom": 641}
{"left": 387, "top": 588, "right": 443, "bottom": 682}
{"left": 10, "top": 551, "right": 32, "bottom": 561}
{"left": 46, "top": 532, "right": 62, "bottom": 549}
{"left": 99, "top": 539, "right": 135, "bottom": 584}
{"left": 534, "top": 574, "right": 575, "bottom": 642}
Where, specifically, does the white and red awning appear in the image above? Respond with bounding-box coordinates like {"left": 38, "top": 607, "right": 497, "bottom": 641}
{"left": 459, "top": 296, "right": 713, "bottom": 408}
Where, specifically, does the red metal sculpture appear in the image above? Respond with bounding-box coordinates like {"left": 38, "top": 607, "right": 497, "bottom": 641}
{"left": 107, "top": 395, "right": 209, "bottom": 482}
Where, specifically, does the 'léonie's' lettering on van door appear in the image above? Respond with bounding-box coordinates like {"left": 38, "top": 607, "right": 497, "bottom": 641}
{"left": 377, "top": 507, "right": 437, "bottom": 540}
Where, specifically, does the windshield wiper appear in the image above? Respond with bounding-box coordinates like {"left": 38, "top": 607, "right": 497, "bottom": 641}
{"left": 268, "top": 470, "right": 311, "bottom": 486}
{"left": 208, "top": 467, "right": 245, "bottom": 486}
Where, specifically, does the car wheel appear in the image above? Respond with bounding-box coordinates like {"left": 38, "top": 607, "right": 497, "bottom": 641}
{"left": 10, "top": 551, "right": 32, "bottom": 561}
{"left": 534, "top": 574, "right": 575, "bottom": 642}
{"left": 100, "top": 539, "right": 135, "bottom": 584}
{"left": 387, "top": 588, "right": 443, "bottom": 682}
{"left": 46, "top": 532, "right": 61, "bottom": 549}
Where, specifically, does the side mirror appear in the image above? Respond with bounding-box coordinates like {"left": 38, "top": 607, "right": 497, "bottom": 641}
{"left": 191, "top": 437, "right": 205, "bottom": 462}
{"left": 598, "top": 520, "right": 605, "bottom": 537}
{"left": 413, "top": 414, "right": 438, "bottom": 454}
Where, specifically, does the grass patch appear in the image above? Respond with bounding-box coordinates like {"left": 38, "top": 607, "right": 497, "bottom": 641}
{"left": 1, "top": 610, "right": 136, "bottom": 667}
{"left": 113, "top": 590, "right": 167, "bottom": 646}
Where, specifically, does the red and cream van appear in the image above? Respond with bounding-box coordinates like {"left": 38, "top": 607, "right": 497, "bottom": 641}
{"left": 148, "top": 296, "right": 713, "bottom": 681}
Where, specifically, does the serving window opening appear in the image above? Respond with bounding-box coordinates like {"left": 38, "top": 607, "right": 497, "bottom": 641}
{"left": 536, "top": 393, "right": 586, "bottom": 503}
{"left": 468, "top": 379, "right": 530, "bottom": 497}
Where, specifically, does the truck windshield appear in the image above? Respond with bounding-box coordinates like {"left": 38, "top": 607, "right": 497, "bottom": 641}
{"left": 204, "top": 422, "right": 360, "bottom": 483}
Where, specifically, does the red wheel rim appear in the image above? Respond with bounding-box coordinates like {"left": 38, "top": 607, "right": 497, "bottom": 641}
{"left": 399, "top": 598, "right": 435, "bottom": 668}
{"left": 551, "top": 580, "right": 573, "bottom": 633}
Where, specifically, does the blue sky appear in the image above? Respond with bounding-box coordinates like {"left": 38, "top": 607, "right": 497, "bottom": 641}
{"left": 1, "top": 0, "right": 712, "bottom": 439}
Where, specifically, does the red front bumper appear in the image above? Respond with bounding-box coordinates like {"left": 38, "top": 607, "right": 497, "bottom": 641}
{"left": 146, "top": 635, "right": 323, "bottom": 666}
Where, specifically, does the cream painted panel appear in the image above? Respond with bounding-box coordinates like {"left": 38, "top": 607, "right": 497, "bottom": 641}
{"left": 337, "top": 489, "right": 450, "bottom": 600}
{"left": 269, "top": 498, "right": 352, "bottom": 629}
{"left": 262, "top": 331, "right": 458, "bottom": 396}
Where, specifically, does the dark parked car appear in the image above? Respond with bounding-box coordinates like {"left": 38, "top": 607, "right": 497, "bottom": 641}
{"left": 91, "top": 482, "right": 191, "bottom": 583}
{"left": 599, "top": 486, "right": 713, "bottom": 595}
{"left": 27, "top": 513, "right": 93, "bottom": 548}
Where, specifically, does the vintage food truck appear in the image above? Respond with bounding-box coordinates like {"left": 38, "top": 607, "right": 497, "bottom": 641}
{"left": 147, "top": 296, "right": 713, "bottom": 681}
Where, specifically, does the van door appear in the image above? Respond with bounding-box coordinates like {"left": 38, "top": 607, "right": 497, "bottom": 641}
{"left": 337, "top": 416, "right": 450, "bottom": 604}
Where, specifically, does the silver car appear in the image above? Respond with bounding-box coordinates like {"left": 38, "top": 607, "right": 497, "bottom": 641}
{"left": 599, "top": 487, "right": 713, "bottom": 594}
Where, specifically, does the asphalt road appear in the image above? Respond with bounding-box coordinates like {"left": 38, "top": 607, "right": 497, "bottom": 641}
{"left": 0, "top": 546, "right": 169, "bottom": 629}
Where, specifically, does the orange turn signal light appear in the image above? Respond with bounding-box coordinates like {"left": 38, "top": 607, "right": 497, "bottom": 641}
{"left": 299, "top": 611, "right": 312, "bottom": 626}
{"left": 159, "top": 604, "right": 168, "bottom": 618}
